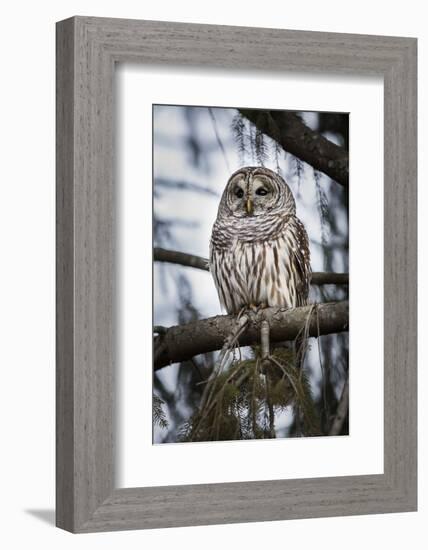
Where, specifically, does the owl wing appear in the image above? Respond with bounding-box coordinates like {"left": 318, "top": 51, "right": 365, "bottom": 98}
{"left": 209, "top": 244, "right": 236, "bottom": 314}
{"left": 286, "top": 217, "right": 311, "bottom": 306}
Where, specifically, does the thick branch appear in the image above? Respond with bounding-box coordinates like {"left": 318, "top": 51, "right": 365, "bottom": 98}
{"left": 153, "top": 247, "right": 348, "bottom": 286}
{"left": 239, "top": 109, "right": 349, "bottom": 187}
{"left": 155, "top": 301, "right": 348, "bottom": 370}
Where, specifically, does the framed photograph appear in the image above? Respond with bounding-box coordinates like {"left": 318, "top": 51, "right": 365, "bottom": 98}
{"left": 56, "top": 16, "right": 417, "bottom": 532}
{"left": 151, "top": 103, "right": 350, "bottom": 446}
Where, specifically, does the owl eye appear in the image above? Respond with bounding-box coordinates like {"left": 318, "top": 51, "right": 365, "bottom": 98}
{"left": 255, "top": 187, "right": 268, "bottom": 196}
{"left": 234, "top": 187, "right": 244, "bottom": 198}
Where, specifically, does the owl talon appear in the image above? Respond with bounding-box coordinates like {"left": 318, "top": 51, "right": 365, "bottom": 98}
{"left": 251, "top": 303, "right": 267, "bottom": 314}
{"left": 236, "top": 303, "right": 267, "bottom": 320}
{"left": 236, "top": 306, "right": 249, "bottom": 320}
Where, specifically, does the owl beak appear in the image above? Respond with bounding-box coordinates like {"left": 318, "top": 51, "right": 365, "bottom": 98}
{"left": 246, "top": 197, "right": 254, "bottom": 215}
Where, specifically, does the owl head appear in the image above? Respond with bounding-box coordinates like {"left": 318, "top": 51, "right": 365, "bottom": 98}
{"left": 219, "top": 166, "right": 296, "bottom": 219}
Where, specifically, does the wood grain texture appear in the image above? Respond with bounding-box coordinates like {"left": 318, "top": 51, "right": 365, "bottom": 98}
{"left": 56, "top": 18, "right": 75, "bottom": 532}
{"left": 56, "top": 16, "right": 417, "bottom": 533}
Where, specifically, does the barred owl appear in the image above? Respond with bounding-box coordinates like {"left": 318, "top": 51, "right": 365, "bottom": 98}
{"left": 210, "top": 166, "right": 310, "bottom": 314}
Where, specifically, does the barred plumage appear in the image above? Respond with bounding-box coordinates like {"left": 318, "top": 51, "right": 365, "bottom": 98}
{"left": 210, "top": 166, "right": 310, "bottom": 314}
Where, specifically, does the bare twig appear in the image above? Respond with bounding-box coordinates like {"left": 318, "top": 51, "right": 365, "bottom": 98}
{"left": 199, "top": 314, "right": 249, "bottom": 411}
{"left": 208, "top": 108, "right": 231, "bottom": 172}
{"left": 154, "top": 247, "right": 209, "bottom": 271}
{"left": 155, "top": 177, "right": 218, "bottom": 197}
{"left": 261, "top": 319, "right": 275, "bottom": 437}
{"left": 260, "top": 320, "right": 270, "bottom": 361}
{"left": 328, "top": 377, "right": 349, "bottom": 436}
{"left": 310, "top": 272, "right": 348, "bottom": 286}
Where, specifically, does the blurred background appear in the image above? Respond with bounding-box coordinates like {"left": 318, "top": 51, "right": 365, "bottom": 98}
{"left": 153, "top": 104, "right": 349, "bottom": 443}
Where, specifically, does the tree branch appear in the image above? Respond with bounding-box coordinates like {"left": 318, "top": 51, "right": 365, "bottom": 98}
{"left": 310, "top": 272, "right": 348, "bottom": 286}
{"left": 154, "top": 247, "right": 209, "bottom": 271}
{"left": 153, "top": 247, "right": 348, "bottom": 286}
{"left": 239, "top": 109, "right": 349, "bottom": 187}
{"left": 154, "top": 301, "right": 348, "bottom": 370}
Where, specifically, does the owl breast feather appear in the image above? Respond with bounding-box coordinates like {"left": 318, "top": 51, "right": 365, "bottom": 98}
{"left": 210, "top": 215, "right": 310, "bottom": 314}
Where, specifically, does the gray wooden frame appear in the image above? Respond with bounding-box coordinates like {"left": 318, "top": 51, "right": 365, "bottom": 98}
{"left": 56, "top": 16, "right": 417, "bottom": 533}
